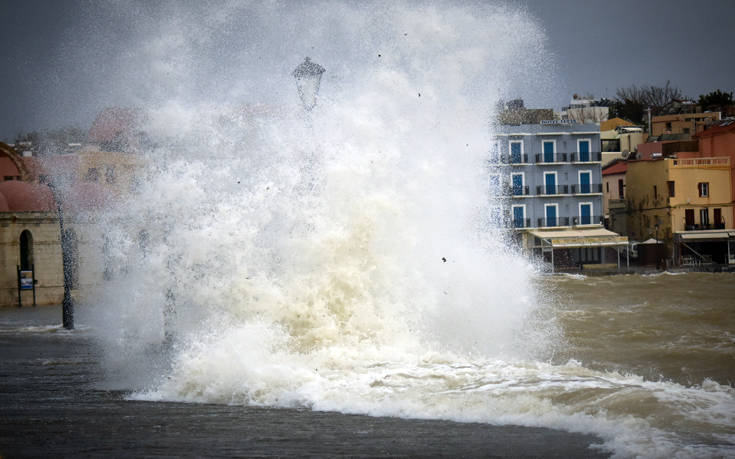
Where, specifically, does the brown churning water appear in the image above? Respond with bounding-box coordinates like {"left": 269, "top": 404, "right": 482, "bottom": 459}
{"left": 548, "top": 272, "right": 735, "bottom": 387}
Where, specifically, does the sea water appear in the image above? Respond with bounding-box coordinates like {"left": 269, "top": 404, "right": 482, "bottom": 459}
{"left": 71, "top": 2, "right": 734, "bottom": 457}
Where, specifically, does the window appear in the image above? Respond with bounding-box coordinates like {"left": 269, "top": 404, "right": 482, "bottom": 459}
{"left": 606, "top": 182, "right": 609, "bottom": 193}
{"left": 653, "top": 185, "right": 657, "bottom": 199}
{"left": 714, "top": 208, "right": 722, "bottom": 226}
{"left": 700, "top": 208, "right": 710, "bottom": 226}
{"left": 510, "top": 173, "right": 524, "bottom": 196}
{"left": 683, "top": 127, "right": 690, "bottom": 135}
{"left": 618, "top": 179, "right": 624, "bottom": 199}
{"left": 543, "top": 172, "right": 557, "bottom": 195}
{"left": 685, "top": 209, "right": 695, "bottom": 226}
{"left": 665, "top": 122, "right": 672, "bottom": 131}
{"left": 698, "top": 182, "right": 709, "bottom": 197}
{"left": 667, "top": 181, "right": 675, "bottom": 197}
{"left": 509, "top": 140, "right": 523, "bottom": 164}
{"left": 544, "top": 203, "right": 558, "bottom": 227}
{"left": 512, "top": 205, "right": 526, "bottom": 228}
{"left": 19, "top": 230, "right": 33, "bottom": 271}
{"left": 542, "top": 140, "right": 555, "bottom": 163}
{"left": 578, "top": 170, "right": 591, "bottom": 194}
{"left": 579, "top": 202, "right": 593, "bottom": 225}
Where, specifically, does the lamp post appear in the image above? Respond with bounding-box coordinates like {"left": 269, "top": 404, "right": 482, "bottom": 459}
{"left": 47, "top": 182, "right": 74, "bottom": 329}
{"left": 292, "top": 57, "right": 325, "bottom": 111}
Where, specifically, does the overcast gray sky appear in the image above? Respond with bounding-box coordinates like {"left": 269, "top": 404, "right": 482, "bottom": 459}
{"left": 1, "top": 0, "right": 734, "bottom": 141}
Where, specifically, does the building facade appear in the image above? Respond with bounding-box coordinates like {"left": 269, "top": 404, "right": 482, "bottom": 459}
{"left": 491, "top": 122, "right": 629, "bottom": 271}
{"left": 625, "top": 156, "right": 734, "bottom": 265}
{"left": 651, "top": 112, "right": 720, "bottom": 138}
{"left": 492, "top": 122, "right": 604, "bottom": 230}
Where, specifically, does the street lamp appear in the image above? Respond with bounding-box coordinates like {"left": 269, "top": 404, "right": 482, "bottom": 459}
{"left": 47, "top": 181, "right": 74, "bottom": 329}
{"left": 292, "top": 57, "right": 325, "bottom": 111}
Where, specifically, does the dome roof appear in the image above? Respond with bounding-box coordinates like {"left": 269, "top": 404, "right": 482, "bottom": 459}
{"left": 0, "top": 181, "right": 56, "bottom": 212}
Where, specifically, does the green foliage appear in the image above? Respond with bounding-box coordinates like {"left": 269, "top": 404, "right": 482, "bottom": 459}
{"left": 698, "top": 90, "right": 733, "bottom": 111}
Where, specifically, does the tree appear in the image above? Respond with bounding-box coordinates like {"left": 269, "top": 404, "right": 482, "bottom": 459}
{"left": 609, "top": 81, "right": 684, "bottom": 125}
{"left": 698, "top": 90, "right": 733, "bottom": 112}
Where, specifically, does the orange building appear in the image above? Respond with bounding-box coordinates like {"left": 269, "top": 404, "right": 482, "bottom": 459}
{"left": 692, "top": 121, "right": 735, "bottom": 223}
{"left": 651, "top": 112, "right": 720, "bottom": 138}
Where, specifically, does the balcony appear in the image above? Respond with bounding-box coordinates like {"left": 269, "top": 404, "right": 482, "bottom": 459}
{"left": 510, "top": 185, "right": 530, "bottom": 196}
{"left": 509, "top": 153, "right": 530, "bottom": 164}
{"left": 569, "top": 152, "right": 602, "bottom": 162}
{"left": 512, "top": 218, "right": 531, "bottom": 229}
{"left": 537, "top": 216, "right": 570, "bottom": 228}
{"left": 685, "top": 223, "right": 726, "bottom": 231}
{"left": 536, "top": 184, "right": 569, "bottom": 195}
{"left": 535, "top": 152, "right": 568, "bottom": 164}
{"left": 572, "top": 215, "right": 603, "bottom": 226}
{"left": 571, "top": 183, "right": 603, "bottom": 194}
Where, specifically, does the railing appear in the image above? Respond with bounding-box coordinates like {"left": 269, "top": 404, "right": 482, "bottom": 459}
{"left": 492, "top": 151, "right": 603, "bottom": 165}
{"left": 537, "top": 216, "right": 570, "bottom": 227}
{"left": 510, "top": 185, "right": 530, "bottom": 196}
{"left": 572, "top": 215, "right": 603, "bottom": 226}
{"left": 512, "top": 218, "right": 531, "bottom": 229}
{"left": 685, "top": 223, "right": 726, "bottom": 231}
{"left": 569, "top": 152, "right": 602, "bottom": 162}
{"left": 571, "top": 183, "right": 603, "bottom": 194}
{"left": 535, "top": 152, "right": 568, "bottom": 163}
{"left": 510, "top": 153, "right": 530, "bottom": 164}
{"left": 672, "top": 157, "right": 730, "bottom": 169}
{"left": 536, "top": 184, "right": 569, "bottom": 195}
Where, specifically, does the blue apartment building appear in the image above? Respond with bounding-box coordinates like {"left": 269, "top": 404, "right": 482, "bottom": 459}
{"left": 490, "top": 120, "right": 629, "bottom": 271}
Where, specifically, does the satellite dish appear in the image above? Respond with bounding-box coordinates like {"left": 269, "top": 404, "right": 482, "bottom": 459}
{"left": 622, "top": 149, "right": 630, "bottom": 159}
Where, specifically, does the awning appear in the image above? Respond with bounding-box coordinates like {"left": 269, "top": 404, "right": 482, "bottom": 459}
{"left": 678, "top": 231, "right": 730, "bottom": 241}
{"left": 528, "top": 228, "right": 628, "bottom": 248}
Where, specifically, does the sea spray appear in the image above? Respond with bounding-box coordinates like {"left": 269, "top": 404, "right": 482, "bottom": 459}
{"left": 67, "top": 2, "right": 735, "bottom": 457}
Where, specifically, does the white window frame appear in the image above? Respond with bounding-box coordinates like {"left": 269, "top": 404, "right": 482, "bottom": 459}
{"left": 698, "top": 182, "right": 709, "bottom": 197}
{"left": 542, "top": 139, "right": 557, "bottom": 162}
{"left": 543, "top": 171, "right": 558, "bottom": 195}
{"left": 511, "top": 172, "right": 525, "bottom": 195}
{"left": 700, "top": 208, "right": 710, "bottom": 226}
{"left": 576, "top": 138, "right": 592, "bottom": 154}
{"left": 578, "top": 170, "right": 593, "bottom": 194}
{"left": 511, "top": 204, "right": 527, "bottom": 227}
{"left": 509, "top": 139, "right": 524, "bottom": 161}
{"left": 544, "top": 203, "right": 559, "bottom": 227}
{"left": 578, "top": 201, "right": 593, "bottom": 225}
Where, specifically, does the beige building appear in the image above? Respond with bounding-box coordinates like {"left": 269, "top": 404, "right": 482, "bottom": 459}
{"left": 625, "top": 156, "right": 734, "bottom": 264}
{"left": 0, "top": 180, "right": 64, "bottom": 307}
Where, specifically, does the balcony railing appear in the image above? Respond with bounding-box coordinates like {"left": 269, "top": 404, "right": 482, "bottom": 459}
{"left": 569, "top": 152, "right": 602, "bottom": 162}
{"left": 572, "top": 215, "right": 603, "bottom": 226}
{"left": 537, "top": 216, "right": 570, "bottom": 227}
{"left": 510, "top": 185, "right": 530, "bottom": 196}
{"left": 493, "top": 151, "right": 603, "bottom": 165}
{"left": 535, "top": 152, "right": 568, "bottom": 163}
{"left": 571, "top": 183, "right": 603, "bottom": 194}
{"left": 512, "top": 218, "right": 531, "bottom": 229}
{"left": 536, "top": 184, "right": 569, "bottom": 195}
{"left": 685, "top": 223, "right": 726, "bottom": 231}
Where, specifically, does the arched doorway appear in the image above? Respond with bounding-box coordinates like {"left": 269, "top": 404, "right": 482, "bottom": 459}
{"left": 19, "top": 230, "right": 33, "bottom": 271}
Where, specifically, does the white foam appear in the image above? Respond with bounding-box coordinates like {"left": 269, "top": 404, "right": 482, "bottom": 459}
{"left": 73, "top": 2, "right": 734, "bottom": 457}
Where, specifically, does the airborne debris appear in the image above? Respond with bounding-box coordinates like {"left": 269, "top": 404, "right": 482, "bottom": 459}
{"left": 442, "top": 257, "right": 447, "bottom": 262}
